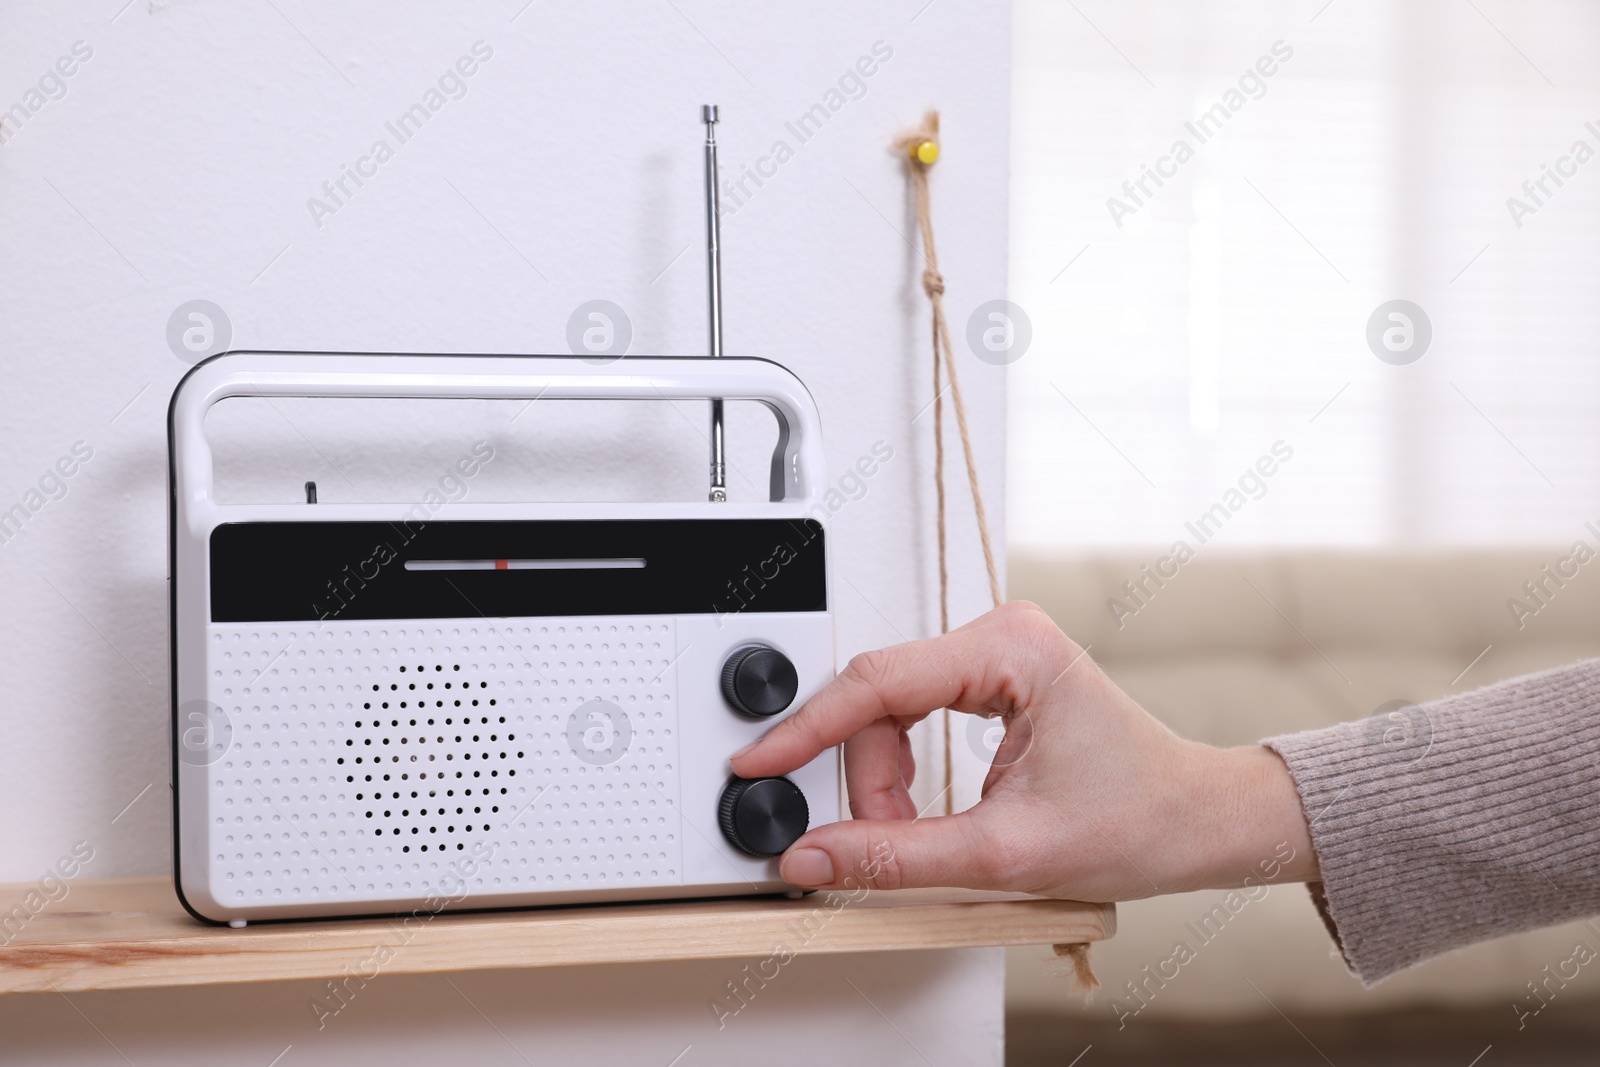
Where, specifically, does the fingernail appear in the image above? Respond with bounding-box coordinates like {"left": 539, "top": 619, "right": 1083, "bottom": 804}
{"left": 730, "top": 739, "right": 761, "bottom": 761}
{"left": 782, "top": 847, "right": 833, "bottom": 888}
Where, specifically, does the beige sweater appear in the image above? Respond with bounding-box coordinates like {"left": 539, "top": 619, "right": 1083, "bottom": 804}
{"left": 1264, "top": 658, "right": 1600, "bottom": 984}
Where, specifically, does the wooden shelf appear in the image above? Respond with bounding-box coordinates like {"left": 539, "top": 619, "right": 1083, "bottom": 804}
{"left": 0, "top": 877, "right": 1114, "bottom": 995}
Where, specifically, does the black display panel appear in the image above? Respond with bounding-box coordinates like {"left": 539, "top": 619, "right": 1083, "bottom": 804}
{"left": 209, "top": 518, "right": 826, "bottom": 622}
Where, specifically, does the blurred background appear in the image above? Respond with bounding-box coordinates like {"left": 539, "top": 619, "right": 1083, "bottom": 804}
{"left": 1003, "top": 1, "right": 1600, "bottom": 1063}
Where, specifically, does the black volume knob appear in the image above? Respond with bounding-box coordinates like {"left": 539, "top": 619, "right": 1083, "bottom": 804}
{"left": 719, "top": 776, "right": 809, "bottom": 858}
{"left": 721, "top": 645, "right": 799, "bottom": 717}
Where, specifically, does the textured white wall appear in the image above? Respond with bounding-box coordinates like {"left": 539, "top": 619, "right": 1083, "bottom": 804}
{"left": 0, "top": 0, "right": 1010, "bottom": 1062}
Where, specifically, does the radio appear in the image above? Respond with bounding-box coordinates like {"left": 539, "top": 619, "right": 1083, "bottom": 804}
{"left": 167, "top": 107, "right": 840, "bottom": 925}
{"left": 168, "top": 352, "right": 838, "bottom": 923}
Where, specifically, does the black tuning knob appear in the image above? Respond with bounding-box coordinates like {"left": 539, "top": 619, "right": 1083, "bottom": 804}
{"left": 721, "top": 645, "right": 799, "bottom": 717}
{"left": 719, "top": 776, "right": 809, "bottom": 858}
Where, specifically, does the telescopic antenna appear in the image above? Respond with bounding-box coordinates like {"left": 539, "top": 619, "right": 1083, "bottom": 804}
{"left": 702, "top": 104, "right": 727, "bottom": 503}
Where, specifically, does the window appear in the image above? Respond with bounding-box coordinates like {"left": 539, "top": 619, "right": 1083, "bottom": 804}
{"left": 1009, "top": 0, "right": 1600, "bottom": 549}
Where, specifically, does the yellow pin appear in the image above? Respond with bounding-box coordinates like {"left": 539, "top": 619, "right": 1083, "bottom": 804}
{"left": 911, "top": 139, "right": 939, "bottom": 165}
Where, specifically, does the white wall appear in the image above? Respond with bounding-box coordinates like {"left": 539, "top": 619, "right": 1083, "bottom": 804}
{"left": 4, "top": 949, "right": 1005, "bottom": 1066}
{"left": 0, "top": 1, "right": 1010, "bottom": 1061}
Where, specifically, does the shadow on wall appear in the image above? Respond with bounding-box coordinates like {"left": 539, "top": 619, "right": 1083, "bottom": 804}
{"left": 19, "top": 440, "right": 171, "bottom": 880}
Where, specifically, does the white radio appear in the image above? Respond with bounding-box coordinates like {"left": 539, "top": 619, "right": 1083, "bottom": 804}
{"left": 168, "top": 352, "right": 838, "bottom": 924}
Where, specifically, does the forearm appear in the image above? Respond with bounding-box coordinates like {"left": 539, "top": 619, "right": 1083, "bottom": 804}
{"left": 1264, "top": 658, "right": 1600, "bottom": 984}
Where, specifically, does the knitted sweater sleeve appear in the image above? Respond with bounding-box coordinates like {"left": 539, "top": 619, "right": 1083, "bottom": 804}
{"left": 1262, "top": 658, "right": 1600, "bottom": 984}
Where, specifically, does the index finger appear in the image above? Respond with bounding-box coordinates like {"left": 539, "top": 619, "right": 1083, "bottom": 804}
{"left": 729, "top": 601, "right": 1059, "bottom": 779}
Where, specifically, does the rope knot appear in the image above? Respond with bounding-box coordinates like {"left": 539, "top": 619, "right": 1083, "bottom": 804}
{"left": 921, "top": 268, "right": 945, "bottom": 298}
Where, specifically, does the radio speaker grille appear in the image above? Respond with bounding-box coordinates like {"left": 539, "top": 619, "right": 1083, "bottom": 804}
{"left": 201, "top": 619, "right": 684, "bottom": 906}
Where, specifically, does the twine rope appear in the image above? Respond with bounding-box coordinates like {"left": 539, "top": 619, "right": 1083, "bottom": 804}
{"left": 895, "top": 112, "right": 1002, "bottom": 822}
{"left": 896, "top": 112, "right": 1096, "bottom": 993}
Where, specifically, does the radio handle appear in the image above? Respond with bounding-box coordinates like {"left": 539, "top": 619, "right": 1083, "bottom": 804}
{"left": 169, "top": 352, "right": 825, "bottom": 513}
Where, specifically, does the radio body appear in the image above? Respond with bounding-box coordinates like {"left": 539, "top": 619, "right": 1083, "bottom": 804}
{"left": 169, "top": 352, "right": 838, "bottom": 924}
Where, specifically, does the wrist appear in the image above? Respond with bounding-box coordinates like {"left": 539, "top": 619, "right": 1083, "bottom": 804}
{"left": 1183, "top": 742, "right": 1320, "bottom": 890}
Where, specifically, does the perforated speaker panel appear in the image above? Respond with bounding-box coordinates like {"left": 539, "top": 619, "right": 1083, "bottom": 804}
{"left": 200, "top": 617, "right": 684, "bottom": 908}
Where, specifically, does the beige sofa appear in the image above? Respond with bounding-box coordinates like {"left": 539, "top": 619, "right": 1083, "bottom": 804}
{"left": 1005, "top": 550, "right": 1600, "bottom": 1021}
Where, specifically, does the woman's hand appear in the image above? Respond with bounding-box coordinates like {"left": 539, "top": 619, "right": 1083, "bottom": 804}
{"left": 730, "top": 601, "right": 1318, "bottom": 900}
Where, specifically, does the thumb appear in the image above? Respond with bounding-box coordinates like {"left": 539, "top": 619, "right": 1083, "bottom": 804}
{"left": 778, "top": 813, "right": 1002, "bottom": 892}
